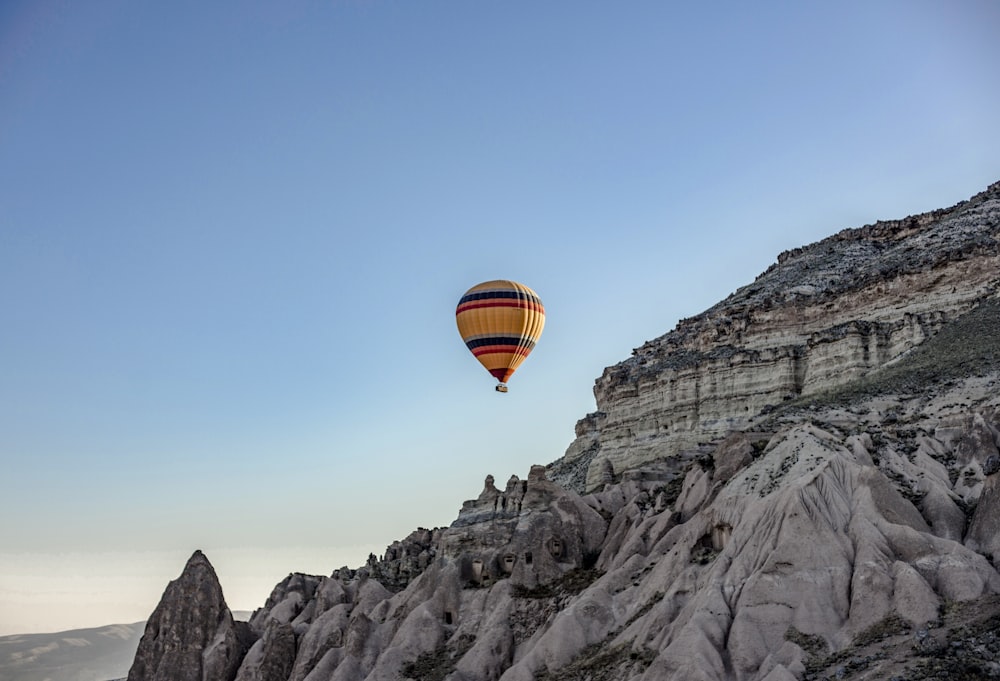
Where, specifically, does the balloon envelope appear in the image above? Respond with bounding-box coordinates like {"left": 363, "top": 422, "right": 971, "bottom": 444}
{"left": 456, "top": 280, "right": 545, "bottom": 388}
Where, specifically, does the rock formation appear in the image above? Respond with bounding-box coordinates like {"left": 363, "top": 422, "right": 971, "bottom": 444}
{"left": 128, "top": 181, "right": 1000, "bottom": 680}
{"left": 127, "top": 550, "right": 255, "bottom": 681}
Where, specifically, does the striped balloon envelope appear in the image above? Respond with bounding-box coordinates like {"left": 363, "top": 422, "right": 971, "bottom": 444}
{"left": 455, "top": 280, "right": 545, "bottom": 392}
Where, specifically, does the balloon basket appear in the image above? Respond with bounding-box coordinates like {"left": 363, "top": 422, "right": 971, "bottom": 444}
{"left": 495, "top": 384, "right": 509, "bottom": 393}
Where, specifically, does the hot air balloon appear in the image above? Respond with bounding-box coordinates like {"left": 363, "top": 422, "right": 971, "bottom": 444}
{"left": 456, "top": 280, "right": 545, "bottom": 392}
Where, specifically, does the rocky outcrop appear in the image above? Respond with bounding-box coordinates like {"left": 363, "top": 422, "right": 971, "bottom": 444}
{"left": 128, "top": 181, "right": 1000, "bottom": 680}
{"left": 365, "top": 527, "right": 440, "bottom": 591}
{"left": 233, "top": 620, "right": 296, "bottom": 681}
{"left": 127, "top": 466, "right": 608, "bottom": 681}
{"left": 127, "top": 551, "right": 255, "bottom": 681}
{"left": 439, "top": 465, "right": 607, "bottom": 588}
{"left": 553, "top": 181, "right": 1000, "bottom": 491}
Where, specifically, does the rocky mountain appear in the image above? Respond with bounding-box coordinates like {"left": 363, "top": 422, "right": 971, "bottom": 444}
{"left": 0, "top": 611, "right": 252, "bottom": 681}
{"left": 128, "top": 182, "right": 1000, "bottom": 680}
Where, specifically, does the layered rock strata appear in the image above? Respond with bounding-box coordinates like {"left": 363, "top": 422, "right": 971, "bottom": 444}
{"left": 555, "top": 181, "right": 1000, "bottom": 491}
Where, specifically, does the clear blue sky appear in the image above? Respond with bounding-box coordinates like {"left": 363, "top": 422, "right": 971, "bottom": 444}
{"left": 1, "top": 0, "right": 998, "bottom": 634}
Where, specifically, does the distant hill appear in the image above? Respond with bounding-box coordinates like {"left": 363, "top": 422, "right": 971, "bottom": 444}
{"left": 0, "top": 622, "right": 143, "bottom": 681}
{"left": 0, "top": 613, "right": 252, "bottom": 681}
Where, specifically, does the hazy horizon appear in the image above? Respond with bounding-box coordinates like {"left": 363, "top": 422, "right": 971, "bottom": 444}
{"left": 0, "top": 546, "right": 381, "bottom": 636}
{"left": 2, "top": 0, "right": 999, "bottom": 635}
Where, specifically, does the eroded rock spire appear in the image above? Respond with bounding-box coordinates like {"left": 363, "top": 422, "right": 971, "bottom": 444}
{"left": 127, "top": 550, "right": 255, "bottom": 681}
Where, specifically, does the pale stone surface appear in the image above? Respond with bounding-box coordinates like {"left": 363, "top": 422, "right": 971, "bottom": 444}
{"left": 967, "top": 474, "right": 1000, "bottom": 566}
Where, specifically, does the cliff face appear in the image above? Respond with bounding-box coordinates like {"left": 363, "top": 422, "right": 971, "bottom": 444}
{"left": 128, "top": 182, "right": 1000, "bottom": 681}
{"left": 553, "top": 181, "right": 1000, "bottom": 492}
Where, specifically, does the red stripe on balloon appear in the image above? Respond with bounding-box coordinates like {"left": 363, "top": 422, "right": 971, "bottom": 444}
{"left": 471, "top": 345, "right": 533, "bottom": 358}
{"left": 455, "top": 300, "right": 545, "bottom": 315}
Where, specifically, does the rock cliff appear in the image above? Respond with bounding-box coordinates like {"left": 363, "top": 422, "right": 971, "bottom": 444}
{"left": 128, "top": 181, "right": 1000, "bottom": 681}
{"left": 552, "top": 180, "right": 1000, "bottom": 492}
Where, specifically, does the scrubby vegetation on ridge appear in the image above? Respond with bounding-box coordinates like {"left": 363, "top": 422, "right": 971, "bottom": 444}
{"left": 781, "top": 298, "right": 1000, "bottom": 412}
{"left": 795, "top": 596, "right": 1000, "bottom": 680}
